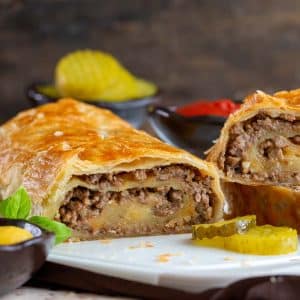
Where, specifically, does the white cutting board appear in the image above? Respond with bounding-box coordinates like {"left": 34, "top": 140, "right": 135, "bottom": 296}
{"left": 48, "top": 234, "right": 300, "bottom": 293}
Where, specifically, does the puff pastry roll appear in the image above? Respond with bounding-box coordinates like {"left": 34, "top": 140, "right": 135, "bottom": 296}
{"left": 207, "top": 89, "right": 300, "bottom": 188}
{"left": 0, "top": 99, "right": 224, "bottom": 239}
{"left": 223, "top": 182, "right": 300, "bottom": 232}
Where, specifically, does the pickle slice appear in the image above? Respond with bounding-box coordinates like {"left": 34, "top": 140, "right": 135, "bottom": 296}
{"left": 55, "top": 50, "right": 157, "bottom": 101}
{"left": 192, "top": 215, "right": 256, "bottom": 239}
{"left": 135, "top": 78, "right": 157, "bottom": 98}
{"left": 193, "top": 225, "right": 298, "bottom": 255}
{"left": 99, "top": 78, "right": 157, "bottom": 100}
{"left": 37, "top": 85, "right": 60, "bottom": 98}
{"left": 226, "top": 225, "right": 298, "bottom": 255}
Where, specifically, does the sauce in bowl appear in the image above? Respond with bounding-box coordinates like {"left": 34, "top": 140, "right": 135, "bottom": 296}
{"left": 0, "top": 226, "right": 33, "bottom": 245}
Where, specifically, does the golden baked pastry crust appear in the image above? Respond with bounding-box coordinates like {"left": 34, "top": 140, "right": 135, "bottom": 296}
{"left": 223, "top": 182, "right": 300, "bottom": 232}
{"left": 0, "top": 99, "right": 224, "bottom": 238}
{"left": 207, "top": 89, "right": 300, "bottom": 188}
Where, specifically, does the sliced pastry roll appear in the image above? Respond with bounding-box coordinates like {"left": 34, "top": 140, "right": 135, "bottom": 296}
{"left": 0, "top": 99, "right": 224, "bottom": 240}
{"left": 223, "top": 182, "right": 300, "bottom": 232}
{"left": 207, "top": 89, "right": 300, "bottom": 188}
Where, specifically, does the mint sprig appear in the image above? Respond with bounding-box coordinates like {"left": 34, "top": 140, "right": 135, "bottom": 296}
{"left": 0, "top": 187, "right": 71, "bottom": 244}
{"left": 0, "top": 187, "right": 31, "bottom": 219}
{"left": 29, "top": 216, "right": 72, "bottom": 244}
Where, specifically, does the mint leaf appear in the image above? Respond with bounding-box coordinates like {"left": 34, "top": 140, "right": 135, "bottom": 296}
{"left": 0, "top": 187, "right": 31, "bottom": 219}
{"left": 29, "top": 216, "right": 72, "bottom": 244}
{"left": 0, "top": 187, "right": 72, "bottom": 245}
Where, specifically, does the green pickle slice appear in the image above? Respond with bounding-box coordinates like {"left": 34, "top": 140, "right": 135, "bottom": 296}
{"left": 193, "top": 225, "right": 298, "bottom": 255}
{"left": 192, "top": 215, "right": 256, "bottom": 240}
{"left": 37, "top": 85, "right": 60, "bottom": 98}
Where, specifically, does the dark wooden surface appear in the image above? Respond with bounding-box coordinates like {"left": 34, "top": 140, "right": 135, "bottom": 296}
{"left": 26, "top": 262, "right": 216, "bottom": 300}
{"left": 26, "top": 262, "right": 300, "bottom": 300}
{"left": 1, "top": 0, "right": 300, "bottom": 120}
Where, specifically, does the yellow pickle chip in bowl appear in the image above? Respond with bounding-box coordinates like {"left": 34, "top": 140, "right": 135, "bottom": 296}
{"left": 55, "top": 49, "right": 157, "bottom": 101}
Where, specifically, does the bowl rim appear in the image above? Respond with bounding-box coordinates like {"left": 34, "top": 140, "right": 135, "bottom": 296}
{"left": 26, "top": 82, "right": 161, "bottom": 109}
{"left": 0, "top": 218, "right": 55, "bottom": 251}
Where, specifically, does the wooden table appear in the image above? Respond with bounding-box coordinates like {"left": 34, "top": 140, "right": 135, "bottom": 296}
{"left": 1, "top": 287, "right": 133, "bottom": 300}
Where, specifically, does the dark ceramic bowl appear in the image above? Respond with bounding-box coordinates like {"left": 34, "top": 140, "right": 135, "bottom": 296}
{"left": 148, "top": 106, "right": 228, "bottom": 158}
{"left": 0, "top": 218, "right": 55, "bottom": 296}
{"left": 26, "top": 82, "right": 160, "bottom": 128}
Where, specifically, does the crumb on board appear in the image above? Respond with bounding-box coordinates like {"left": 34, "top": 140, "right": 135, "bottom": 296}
{"left": 99, "top": 239, "right": 112, "bottom": 244}
{"left": 156, "top": 253, "right": 182, "bottom": 263}
{"left": 66, "top": 237, "right": 81, "bottom": 243}
{"left": 224, "top": 256, "right": 234, "bottom": 261}
{"left": 128, "top": 241, "right": 154, "bottom": 249}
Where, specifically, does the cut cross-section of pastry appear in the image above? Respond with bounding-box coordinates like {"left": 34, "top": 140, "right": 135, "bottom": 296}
{"left": 0, "top": 99, "right": 224, "bottom": 240}
{"left": 223, "top": 182, "right": 300, "bottom": 232}
{"left": 207, "top": 89, "right": 300, "bottom": 188}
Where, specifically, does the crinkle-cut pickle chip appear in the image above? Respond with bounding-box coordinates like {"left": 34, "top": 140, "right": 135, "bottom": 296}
{"left": 37, "top": 85, "right": 60, "bottom": 98}
{"left": 55, "top": 49, "right": 157, "bottom": 101}
{"left": 99, "top": 78, "right": 157, "bottom": 101}
{"left": 193, "top": 225, "right": 298, "bottom": 255}
{"left": 0, "top": 226, "right": 33, "bottom": 245}
{"left": 192, "top": 215, "right": 256, "bottom": 239}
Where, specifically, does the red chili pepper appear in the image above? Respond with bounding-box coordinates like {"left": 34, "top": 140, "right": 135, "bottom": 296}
{"left": 176, "top": 99, "right": 240, "bottom": 117}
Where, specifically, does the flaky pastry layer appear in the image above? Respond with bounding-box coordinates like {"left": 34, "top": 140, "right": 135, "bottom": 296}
{"left": 0, "top": 99, "right": 224, "bottom": 239}
{"left": 207, "top": 89, "right": 300, "bottom": 188}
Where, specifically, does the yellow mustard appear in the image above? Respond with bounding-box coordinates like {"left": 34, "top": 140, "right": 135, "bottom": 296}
{"left": 0, "top": 226, "right": 33, "bottom": 245}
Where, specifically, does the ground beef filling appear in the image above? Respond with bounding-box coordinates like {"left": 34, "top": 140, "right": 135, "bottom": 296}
{"left": 55, "top": 164, "right": 215, "bottom": 234}
{"left": 221, "top": 113, "right": 300, "bottom": 183}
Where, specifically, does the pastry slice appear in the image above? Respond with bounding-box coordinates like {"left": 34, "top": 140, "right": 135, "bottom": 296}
{"left": 207, "top": 89, "right": 300, "bottom": 188}
{"left": 0, "top": 99, "right": 224, "bottom": 240}
{"left": 223, "top": 182, "right": 300, "bottom": 232}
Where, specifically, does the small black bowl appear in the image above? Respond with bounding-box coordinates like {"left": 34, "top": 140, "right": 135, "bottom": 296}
{"left": 148, "top": 106, "right": 227, "bottom": 158}
{"left": 26, "top": 82, "right": 160, "bottom": 128}
{"left": 0, "top": 218, "right": 54, "bottom": 296}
